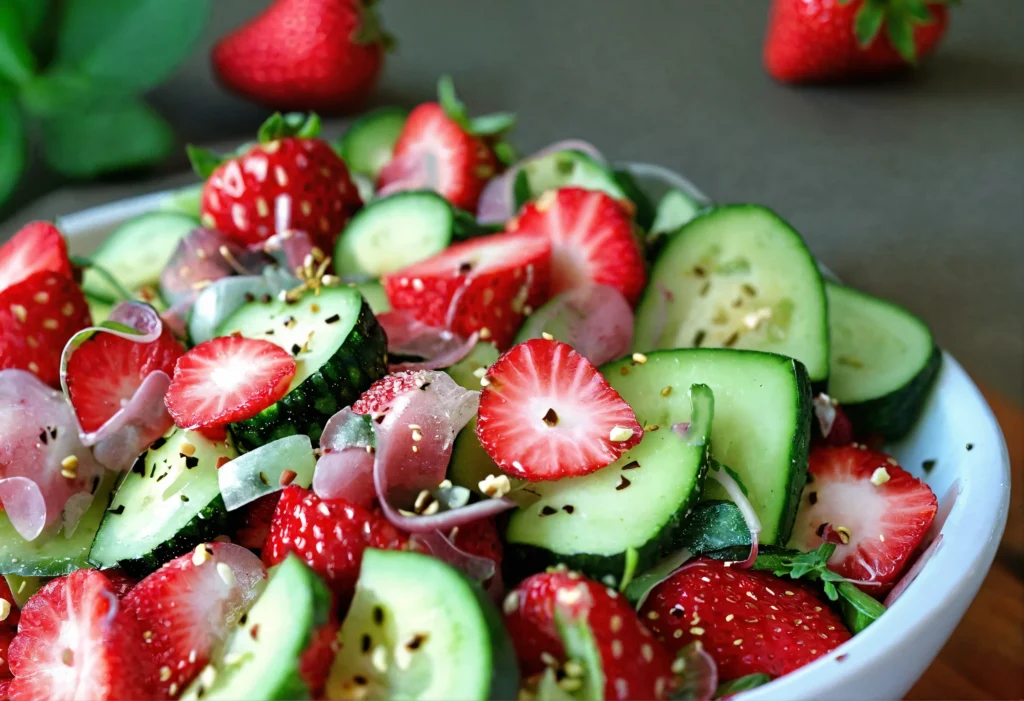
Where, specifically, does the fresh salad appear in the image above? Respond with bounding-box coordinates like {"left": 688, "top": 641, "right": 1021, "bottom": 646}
{"left": 0, "top": 77, "right": 944, "bottom": 701}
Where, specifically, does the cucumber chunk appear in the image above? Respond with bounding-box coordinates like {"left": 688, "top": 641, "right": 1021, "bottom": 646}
{"left": 826, "top": 282, "right": 941, "bottom": 440}
{"left": 0, "top": 471, "right": 117, "bottom": 577}
{"left": 514, "top": 150, "right": 626, "bottom": 208}
{"left": 634, "top": 205, "right": 830, "bottom": 383}
{"left": 355, "top": 280, "right": 391, "bottom": 315}
{"left": 218, "top": 285, "right": 387, "bottom": 450}
{"left": 81, "top": 212, "right": 198, "bottom": 303}
{"left": 181, "top": 554, "right": 333, "bottom": 701}
{"left": 89, "top": 429, "right": 237, "bottom": 575}
{"left": 444, "top": 342, "right": 499, "bottom": 390}
{"left": 603, "top": 349, "right": 812, "bottom": 545}
{"left": 158, "top": 183, "right": 204, "bottom": 219}
{"left": 326, "top": 549, "right": 519, "bottom": 701}
{"left": 338, "top": 107, "right": 408, "bottom": 179}
{"left": 651, "top": 189, "right": 703, "bottom": 236}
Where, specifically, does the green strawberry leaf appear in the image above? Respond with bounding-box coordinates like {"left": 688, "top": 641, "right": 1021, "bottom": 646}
{"left": 853, "top": 0, "right": 887, "bottom": 48}
{"left": 0, "top": 91, "right": 26, "bottom": 207}
{"left": 493, "top": 140, "right": 518, "bottom": 167}
{"left": 468, "top": 112, "right": 517, "bottom": 137}
{"left": 55, "top": 0, "right": 210, "bottom": 92}
{"left": 11, "top": 0, "right": 50, "bottom": 42}
{"left": 885, "top": 7, "right": 919, "bottom": 64}
{"left": 0, "top": 2, "right": 36, "bottom": 85}
{"left": 437, "top": 74, "right": 471, "bottom": 130}
{"left": 715, "top": 674, "right": 771, "bottom": 698}
{"left": 905, "top": 0, "right": 936, "bottom": 22}
{"left": 41, "top": 98, "right": 174, "bottom": 178}
{"left": 258, "top": 112, "right": 322, "bottom": 142}
{"left": 186, "top": 145, "right": 225, "bottom": 179}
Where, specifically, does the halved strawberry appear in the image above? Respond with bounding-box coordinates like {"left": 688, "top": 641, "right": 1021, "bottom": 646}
{"left": 229, "top": 491, "right": 281, "bottom": 551}
{"left": 164, "top": 336, "right": 296, "bottom": 430}
{"left": 0, "top": 272, "right": 92, "bottom": 387}
{"left": 452, "top": 517, "right": 503, "bottom": 569}
{"left": 0, "top": 627, "right": 14, "bottom": 679}
{"left": 122, "top": 542, "right": 266, "bottom": 698}
{"left": 789, "top": 445, "right": 938, "bottom": 592}
{"left": 0, "top": 222, "right": 73, "bottom": 294}
{"left": 66, "top": 322, "right": 185, "bottom": 432}
{"left": 350, "top": 369, "right": 432, "bottom": 418}
{"left": 382, "top": 232, "right": 551, "bottom": 349}
{"left": 476, "top": 339, "right": 642, "bottom": 481}
{"left": 509, "top": 187, "right": 647, "bottom": 306}
{"left": 7, "top": 569, "right": 155, "bottom": 701}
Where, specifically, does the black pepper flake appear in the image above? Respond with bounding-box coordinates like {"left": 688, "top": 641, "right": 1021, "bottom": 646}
{"left": 541, "top": 408, "right": 559, "bottom": 427}
{"left": 180, "top": 494, "right": 190, "bottom": 502}
{"left": 670, "top": 605, "right": 685, "bottom": 618}
{"left": 966, "top": 443, "right": 974, "bottom": 451}
{"left": 107, "top": 505, "right": 125, "bottom": 515}
{"left": 361, "top": 634, "right": 372, "bottom": 653}
{"left": 353, "top": 675, "right": 368, "bottom": 686}
{"left": 259, "top": 472, "right": 270, "bottom": 486}
{"left": 724, "top": 331, "right": 740, "bottom": 347}
{"left": 405, "top": 633, "right": 428, "bottom": 651}
{"left": 291, "top": 343, "right": 302, "bottom": 355}
{"left": 244, "top": 292, "right": 256, "bottom": 303}
{"left": 239, "top": 613, "right": 248, "bottom": 626}
{"left": 922, "top": 459, "right": 937, "bottom": 474}
{"left": 184, "top": 455, "right": 200, "bottom": 470}
{"left": 372, "top": 606, "right": 385, "bottom": 626}
{"left": 131, "top": 453, "right": 147, "bottom": 475}
{"left": 325, "top": 314, "right": 341, "bottom": 324}
{"left": 261, "top": 294, "right": 272, "bottom": 304}
{"left": 539, "top": 505, "right": 558, "bottom": 517}
{"left": 560, "top": 505, "right": 575, "bottom": 515}
{"left": 156, "top": 472, "right": 169, "bottom": 482}
{"left": 39, "top": 429, "right": 48, "bottom": 445}
{"left": 150, "top": 436, "right": 167, "bottom": 451}
{"left": 458, "top": 262, "right": 473, "bottom": 274}
{"left": 808, "top": 491, "right": 818, "bottom": 505}
{"left": 693, "top": 330, "right": 706, "bottom": 348}
{"left": 419, "top": 382, "right": 431, "bottom": 391}
{"left": 615, "top": 476, "right": 631, "bottom": 491}
{"left": 265, "top": 329, "right": 275, "bottom": 335}
{"left": 693, "top": 266, "right": 707, "bottom": 278}
{"left": 284, "top": 316, "right": 296, "bottom": 327}
{"left": 150, "top": 463, "right": 157, "bottom": 478}
{"left": 49, "top": 426, "right": 58, "bottom": 440}
{"left": 815, "top": 522, "right": 827, "bottom": 538}
{"left": 91, "top": 476, "right": 100, "bottom": 494}
{"left": 622, "top": 460, "right": 640, "bottom": 471}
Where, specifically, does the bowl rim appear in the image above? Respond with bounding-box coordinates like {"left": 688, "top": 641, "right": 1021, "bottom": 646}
{"left": 56, "top": 176, "right": 1011, "bottom": 699}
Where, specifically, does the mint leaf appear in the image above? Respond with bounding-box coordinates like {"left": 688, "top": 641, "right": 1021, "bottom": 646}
{"left": 0, "top": 91, "right": 25, "bottom": 207}
{"left": 55, "top": 0, "right": 210, "bottom": 92}
{"left": 41, "top": 98, "right": 173, "bottom": 178}
{"left": 469, "top": 112, "right": 517, "bottom": 136}
{"left": 0, "top": 2, "right": 36, "bottom": 85}
{"left": 437, "top": 74, "right": 470, "bottom": 130}
{"left": 715, "top": 673, "right": 771, "bottom": 698}
{"left": 19, "top": 71, "right": 117, "bottom": 117}
{"left": 853, "top": 0, "right": 887, "bottom": 48}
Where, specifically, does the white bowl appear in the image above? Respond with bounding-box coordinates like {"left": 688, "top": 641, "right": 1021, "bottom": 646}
{"left": 57, "top": 176, "right": 1010, "bottom": 701}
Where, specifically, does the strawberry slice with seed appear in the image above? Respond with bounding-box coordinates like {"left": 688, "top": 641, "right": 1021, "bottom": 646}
{"left": 164, "top": 336, "right": 296, "bottom": 430}
{"left": 350, "top": 369, "right": 432, "bottom": 418}
{"left": 0, "top": 222, "right": 74, "bottom": 294}
{"left": 476, "top": 338, "right": 642, "bottom": 481}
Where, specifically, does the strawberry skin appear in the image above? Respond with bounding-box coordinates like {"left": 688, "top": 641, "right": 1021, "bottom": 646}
{"left": 230, "top": 491, "right": 282, "bottom": 551}
{"left": 789, "top": 445, "right": 938, "bottom": 592}
{"left": 0, "top": 222, "right": 74, "bottom": 294}
{"left": 765, "top": 0, "right": 950, "bottom": 83}
{"left": 212, "top": 0, "right": 388, "bottom": 113}
{"left": 383, "top": 232, "right": 551, "bottom": 350}
{"left": 476, "top": 339, "right": 642, "bottom": 481}
{"left": 0, "top": 627, "right": 13, "bottom": 680}
{"left": 641, "top": 558, "right": 851, "bottom": 680}
{"left": 0, "top": 272, "right": 92, "bottom": 387}
{"left": 510, "top": 187, "right": 647, "bottom": 306}
{"left": 200, "top": 137, "right": 361, "bottom": 250}
{"left": 350, "top": 369, "right": 432, "bottom": 417}
{"left": 452, "top": 517, "right": 504, "bottom": 570}
{"left": 504, "top": 569, "right": 676, "bottom": 700}
{"left": 263, "top": 486, "right": 408, "bottom": 603}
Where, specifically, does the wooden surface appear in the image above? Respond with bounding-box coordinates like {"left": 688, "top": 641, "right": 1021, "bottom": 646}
{"left": 906, "top": 387, "right": 1024, "bottom": 700}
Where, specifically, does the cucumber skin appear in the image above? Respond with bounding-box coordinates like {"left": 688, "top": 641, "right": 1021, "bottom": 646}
{"left": 228, "top": 300, "right": 388, "bottom": 451}
{"left": 778, "top": 359, "right": 813, "bottom": 544}
{"left": 469, "top": 573, "right": 521, "bottom": 700}
{"left": 611, "top": 168, "right": 656, "bottom": 231}
{"left": 840, "top": 343, "right": 941, "bottom": 441}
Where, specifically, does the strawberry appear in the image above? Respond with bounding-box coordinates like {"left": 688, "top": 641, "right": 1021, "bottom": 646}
{"left": 122, "top": 542, "right": 267, "bottom": 698}
{"left": 298, "top": 619, "right": 342, "bottom": 697}
{"left": 641, "top": 558, "right": 851, "bottom": 680}
{"left": 102, "top": 570, "right": 138, "bottom": 600}
{"left": 263, "top": 486, "right": 408, "bottom": 603}
{"left": 66, "top": 321, "right": 184, "bottom": 432}
{"left": 504, "top": 569, "right": 676, "bottom": 700}
{"left": 0, "top": 222, "right": 74, "bottom": 293}
{"left": 764, "top": 0, "right": 952, "bottom": 84}
{"left": 0, "top": 578, "right": 19, "bottom": 629}
{"left": 350, "top": 369, "right": 432, "bottom": 418}
{"left": 164, "top": 336, "right": 296, "bottom": 430}
{"left": 378, "top": 76, "right": 515, "bottom": 211}
{"left": 510, "top": 187, "right": 647, "bottom": 306}
{"left": 476, "top": 339, "right": 642, "bottom": 481}
{"left": 452, "top": 517, "right": 503, "bottom": 570}
{"left": 382, "top": 232, "right": 551, "bottom": 350}
{"left": 230, "top": 492, "right": 282, "bottom": 551}
{"left": 7, "top": 569, "right": 155, "bottom": 701}
{"left": 789, "top": 445, "right": 938, "bottom": 592}
{"left": 0, "top": 272, "right": 91, "bottom": 387}
{"left": 0, "top": 628, "right": 14, "bottom": 679}
{"left": 212, "top": 0, "right": 390, "bottom": 114}
{"left": 191, "top": 113, "right": 361, "bottom": 250}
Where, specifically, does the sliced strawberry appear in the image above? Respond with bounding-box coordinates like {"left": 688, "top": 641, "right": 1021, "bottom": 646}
{"left": 350, "top": 369, "right": 432, "bottom": 418}
{"left": 7, "top": 569, "right": 155, "bottom": 701}
{"left": 298, "top": 619, "right": 342, "bottom": 698}
{"left": 0, "top": 272, "right": 92, "bottom": 387}
{"left": 122, "top": 542, "right": 266, "bottom": 698}
{"left": 510, "top": 187, "right": 647, "bottom": 306}
{"left": 66, "top": 322, "right": 185, "bottom": 432}
{"left": 382, "top": 232, "right": 551, "bottom": 349}
{"left": 789, "top": 445, "right": 938, "bottom": 592}
{"left": 230, "top": 491, "right": 282, "bottom": 551}
{"left": 641, "top": 558, "right": 851, "bottom": 680}
{"left": 102, "top": 570, "right": 138, "bottom": 599}
{"left": 0, "top": 578, "right": 19, "bottom": 629}
{"left": 504, "top": 569, "right": 676, "bottom": 700}
{"left": 263, "top": 486, "right": 408, "bottom": 605}
{"left": 0, "top": 222, "right": 73, "bottom": 294}
{"left": 476, "top": 339, "right": 642, "bottom": 481}
{"left": 164, "top": 336, "right": 296, "bottom": 430}
{"left": 452, "top": 517, "right": 503, "bottom": 570}
{"left": 0, "top": 627, "right": 14, "bottom": 679}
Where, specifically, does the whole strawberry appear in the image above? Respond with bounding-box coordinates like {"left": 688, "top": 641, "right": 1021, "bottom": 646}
{"left": 764, "top": 0, "right": 952, "bottom": 83}
{"left": 212, "top": 0, "right": 391, "bottom": 113}
{"left": 190, "top": 113, "right": 362, "bottom": 250}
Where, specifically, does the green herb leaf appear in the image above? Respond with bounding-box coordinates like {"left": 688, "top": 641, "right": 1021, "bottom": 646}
{"left": 437, "top": 74, "right": 470, "bottom": 130}
{"left": 0, "top": 91, "right": 26, "bottom": 207}
{"left": 619, "top": 547, "right": 639, "bottom": 592}
{"left": 836, "top": 581, "right": 886, "bottom": 633}
{"left": 625, "top": 547, "right": 693, "bottom": 609}
{"left": 905, "top": 0, "right": 935, "bottom": 23}
{"left": 11, "top": 0, "right": 50, "bottom": 42}
{"left": 258, "top": 112, "right": 321, "bottom": 142}
{"left": 0, "top": 2, "right": 36, "bottom": 85}
{"left": 885, "top": 7, "right": 919, "bottom": 64}
{"left": 674, "top": 501, "right": 751, "bottom": 557}
{"left": 41, "top": 98, "right": 174, "bottom": 178}
{"left": 468, "top": 112, "right": 517, "bottom": 136}
{"left": 715, "top": 673, "right": 771, "bottom": 698}
{"left": 19, "top": 70, "right": 119, "bottom": 117}
{"left": 535, "top": 668, "right": 577, "bottom": 701}
{"left": 553, "top": 609, "right": 605, "bottom": 701}
{"left": 55, "top": 0, "right": 210, "bottom": 92}
{"left": 185, "top": 145, "right": 224, "bottom": 179}
{"left": 493, "top": 141, "right": 517, "bottom": 167}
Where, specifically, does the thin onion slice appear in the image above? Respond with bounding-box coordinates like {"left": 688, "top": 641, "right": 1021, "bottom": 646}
{"left": 812, "top": 393, "right": 838, "bottom": 438}
{"left": 219, "top": 434, "right": 316, "bottom": 511}
{"left": 883, "top": 534, "right": 944, "bottom": 607}
{"left": 376, "top": 310, "right": 479, "bottom": 371}
{"left": 409, "top": 530, "right": 497, "bottom": 583}
{"left": 515, "top": 285, "right": 633, "bottom": 366}
{"left": 708, "top": 463, "right": 761, "bottom": 569}
{"left": 673, "top": 641, "right": 719, "bottom": 701}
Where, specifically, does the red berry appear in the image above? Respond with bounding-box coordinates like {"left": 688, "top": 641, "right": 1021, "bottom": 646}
{"left": 452, "top": 517, "right": 504, "bottom": 572}
{"left": 350, "top": 370, "right": 432, "bottom": 418}
{"left": 230, "top": 492, "right": 282, "bottom": 551}
{"left": 298, "top": 619, "right": 342, "bottom": 697}
{"left": 0, "top": 222, "right": 73, "bottom": 294}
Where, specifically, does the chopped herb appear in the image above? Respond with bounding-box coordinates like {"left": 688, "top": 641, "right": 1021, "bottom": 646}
{"left": 150, "top": 436, "right": 167, "bottom": 450}
{"left": 922, "top": 459, "right": 937, "bottom": 474}
{"left": 966, "top": 443, "right": 974, "bottom": 451}
{"left": 325, "top": 314, "right": 341, "bottom": 324}
{"left": 180, "top": 494, "right": 190, "bottom": 502}
{"left": 107, "top": 505, "right": 126, "bottom": 515}
{"left": 540, "top": 505, "right": 558, "bottom": 517}
{"left": 156, "top": 472, "right": 169, "bottom": 482}
{"left": 184, "top": 456, "right": 200, "bottom": 470}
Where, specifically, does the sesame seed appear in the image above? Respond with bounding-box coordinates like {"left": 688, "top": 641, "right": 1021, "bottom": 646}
{"left": 60, "top": 469, "right": 77, "bottom": 480}
{"left": 411, "top": 428, "right": 423, "bottom": 442}
{"left": 661, "top": 386, "right": 672, "bottom": 396}
{"left": 160, "top": 666, "right": 172, "bottom": 682}
{"left": 61, "top": 454, "right": 79, "bottom": 470}
{"left": 192, "top": 543, "right": 211, "bottom": 566}
{"left": 10, "top": 304, "right": 27, "bottom": 322}
{"left": 871, "top": 467, "right": 891, "bottom": 486}
{"left": 632, "top": 352, "right": 648, "bottom": 364}
{"left": 690, "top": 627, "right": 705, "bottom": 635}
{"left": 733, "top": 639, "right": 743, "bottom": 646}
{"left": 541, "top": 332, "right": 554, "bottom": 341}
{"left": 610, "top": 615, "right": 623, "bottom": 632}
{"left": 478, "top": 473, "right": 511, "bottom": 498}
{"left": 611, "top": 639, "right": 624, "bottom": 658}
{"left": 609, "top": 425, "right": 634, "bottom": 442}
{"left": 725, "top": 614, "right": 734, "bottom": 622}
{"left": 641, "top": 644, "right": 654, "bottom": 662}
{"left": 503, "top": 591, "right": 520, "bottom": 615}
{"left": 216, "top": 562, "right": 235, "bottom": 587}
{"left": 198, "top": 665, "right": 216, "bottom": 688}
{"left": 473, "top": 367, "right": 487, "bottom": 378}
{"left": 180, "top": 442, "right": 196, "bottom": 457}
{"left": 0, "top": 600, "right": 9, "bottom": 622}
{"left": 479, "top": 376, "right": 491, "bottom": 386}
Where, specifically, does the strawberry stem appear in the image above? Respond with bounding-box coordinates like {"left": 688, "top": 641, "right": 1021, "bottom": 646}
{"left": 186, "top": 145, "right": 225, "bottom": 179}
{"left": 257, "top": 112, "right": 322, "bottom": 143}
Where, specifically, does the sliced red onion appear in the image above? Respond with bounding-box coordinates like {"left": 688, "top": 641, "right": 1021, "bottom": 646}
{"left": 187, "top": 267, "right": 300, "bottom": 345}
{"left": 158, "top": 228, "right": 258, "bottom": 305}
{"left": 160, "top": 297, "right": 193, "bottom": 340}
{"left": 515, "top": 285, "right": 633, "bottom": 366}
{"left": 376, "top": 310, "right": 479, "bottom": 371}
{"left": 260, "top": 230, "right": 316, "bottom": 274}
{"left": 812, "top": 393, "right": 838, "bottom": 438}
{"left": 204, "top": 542, "right": 269, "bottom": 616}
{"left": 313, "top": 409, "right": 376, "bottom": 507}
{"left": 673, "top": 641, "right": 719, "bottom": 701}
{"left": 390, "top": 333, "right": 480, "bottom": 372}
{"left": 376, "top": 151, "right": 439, "bottom": 199}
{"left": 883, "top": 480, "right": 958, "bottom": 606}
{"left": 708, "top": 465, "right": 761, "bottom": 569}
{"left": 61, "top": 491, "right": 99, "bottom": 538}
{"left": 219, "top": 435, "right": 316, "bottom": 511}
{"left": 409, "top": 529, "right": 497, "bottom": 582}
{"left": 883, "top": 534, "right": 943, "bottom": 607}
{"left": 626, "top": 548, "right": 695, "bottom": 610}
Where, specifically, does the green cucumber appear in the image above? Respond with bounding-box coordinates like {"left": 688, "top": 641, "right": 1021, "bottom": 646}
{"left": 89, "top": 429, "right": 237, "bottom": 575}
{"left": 603, "top": 349, "right": 812, "bottom": 545}
{"left": 444, "top": 342, "right": 499, "bottom": 390}
{"left": 0, "top": 471, "right": 117, "bottom": 577}
{"left": 650, "top": 188, "right": 703, "bottom": 237}
{"left": 158, "top": 183, "right": 204, "bottom": 219}
{"left": 338, "top": 107, "right": 408, "bottom": 179}
{"left": 218, "top": 285, "right": 388, "bottom": 451}
{"left": 355, "top": 280, "right": 391, "bottom": 315}
{"left": 634, "top": 205, "right": 830, "bottom": 384}
{"left": 326, "top": 549, "right": 519, "bottom": 701}
{"left": 514, "top": 150, "right": 626, "bottom": 209}
{"left": 826, "top": 282, "right": 941, "bottom": 440}
{"left": 611, "top": 167, "right": 656, "bottom": 231}
{"left": 85, "top": 295, "right": 114, "bottom": 324}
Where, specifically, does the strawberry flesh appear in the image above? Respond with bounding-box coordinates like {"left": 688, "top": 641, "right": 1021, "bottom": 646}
{"left": 0, "top": 222, "right": 73, "bottom": 294}
{"left": 350, "top": 370, "right": 432, "bottom": 418}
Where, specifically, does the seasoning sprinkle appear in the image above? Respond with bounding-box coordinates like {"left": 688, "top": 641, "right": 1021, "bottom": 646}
{"left": 541, "top": 332, "right": 554, "bottom": 341}
{"left": 631, "top": 352, "right": 648, "bottom": 364}
{"left": 279, "top": 469, "right": 297, "bottom": 486}
{"left": 192, "top": 543, "right": 211, "bottom": 566}
{"left": 615, "top": 476, "right": 631, "bottom": 491}
{"left": 609, "top": 426, "right": 634, "bottom": 442}
{"left": 870, "top": 467, "right": 891, "bottom": 486}
{"left": 661, "top": 386, "right": 672, "bottom": 397}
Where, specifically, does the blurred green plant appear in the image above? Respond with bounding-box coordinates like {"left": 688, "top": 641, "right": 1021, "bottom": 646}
{"left": 0, "top": 0, "right": 211, "bottom": 206}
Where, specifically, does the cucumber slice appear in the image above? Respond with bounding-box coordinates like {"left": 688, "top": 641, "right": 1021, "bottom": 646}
{"left": 602, "top": 349, "right": 812, "bottom": 545}
{"left": 611, "top": 167, "right": 656, "bottom": 231}
{"left": 0, "top": 471, "right": 117, "bottom": 576}
{"left": 448, "top": 416, "right": 504, "bottom": 495}
{"left": 181, "top": 554, "right": 333, "bottom": 701}
{"left": 158, "top": 183, "right": 204, "bottom": 219}
{"left": 444, "top": 342, "right": 499, "bottom": 390}
{"left": 355, "top": 280, "right": 391, "bottom": 315}
{"left": 81, "top": 212, "right": 198, "bottom": 303}
{"left": 514, "top": 150, "right": 626, "bottom": 209}
{"left": 338, "top": 107, "right": 408, "bottom": 179}
{"left": 334, "top": 191, "right": 457, "bottom": 279}
{"left": 826, "top": 282, "right": 941, "bottom": 440}
{"left": 3, "top": 575, "right": 42, "bottom": 608}
{"left": 86, "top": 295, "right": 114, "bottom": 324}
{"left": 218, "top": 285, "right": 387, "bottom": 451}
{"left": 650, "top": 189, "right": 703, "bottom": 236}
{"left": 89, "top": 429, "right": 237, "bottom": 575}
{"left": 326, "top": 549, "right": 519, "bottom": 701}
{"left": 634, "top": 205, "right": 830, "bottom": 383}
{"left": 505, "top": 385, "right": 713, "bottom": 583}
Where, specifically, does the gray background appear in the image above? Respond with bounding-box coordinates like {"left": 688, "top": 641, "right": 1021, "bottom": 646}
{"left": 4, "top": 0, "right": 1023, "bottom": 401}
